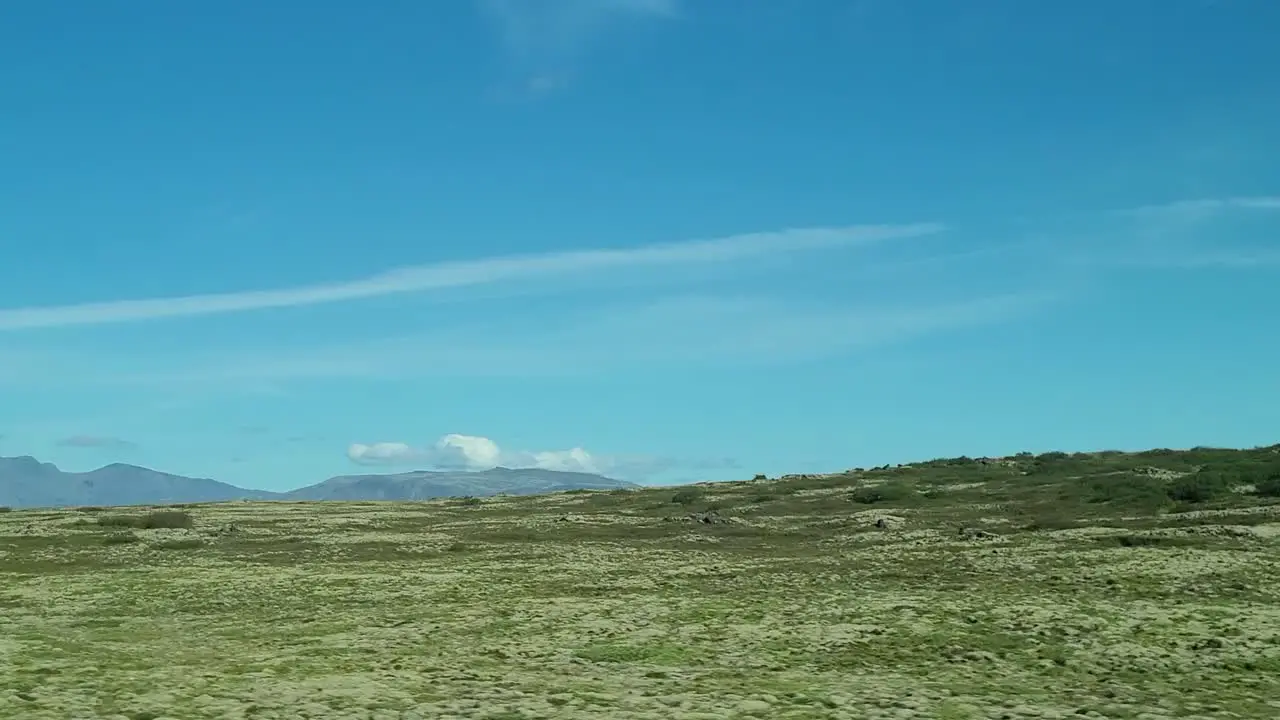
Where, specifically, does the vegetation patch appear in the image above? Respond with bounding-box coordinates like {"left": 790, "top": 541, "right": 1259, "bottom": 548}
{"left": 849, "top": 479, "right": 917, "bottom": 504}
{"left": 152, "top": 537, "right": 205, "bottom": 551}
{"left": 0, "top": 444, "right": 1278, "bottom": 719}
{"left": 97, "top": 510, "right": 194, "bottom": 530}
{"left": 100, "top": 531, "right": 141, "bottom": 546}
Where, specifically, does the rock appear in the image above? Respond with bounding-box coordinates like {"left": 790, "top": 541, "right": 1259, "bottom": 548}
{"left": 689, "top": 511, "right": 730, "bottom": 524}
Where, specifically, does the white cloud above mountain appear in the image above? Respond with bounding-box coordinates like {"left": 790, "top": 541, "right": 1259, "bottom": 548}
{"left": 345, "top": 433, "right": 719, "bottom": 481}
{"left": 347, "top": 433, "right": 602, "bottom": 474}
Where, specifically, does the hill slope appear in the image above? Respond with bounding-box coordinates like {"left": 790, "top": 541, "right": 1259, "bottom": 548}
{"left": 0, "top": 456, "right": 275, "bottom": 508}
{"left": 1, "top": 443, "right": 1278, "bottom": 717}
{"left": 281, "top": 467, "right": 637, "bottom": 501}
{"left": 0, "top": 456, "right": 636, "bottom": 508}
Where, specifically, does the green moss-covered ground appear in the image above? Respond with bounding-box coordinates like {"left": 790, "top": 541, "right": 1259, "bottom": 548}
{"left": 2, "top": 445, "right": 1279, "bottom": 719}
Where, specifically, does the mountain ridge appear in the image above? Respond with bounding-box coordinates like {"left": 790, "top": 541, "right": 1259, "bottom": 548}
{"left": 0, "top": 456, "right": 637, "bottom": 509}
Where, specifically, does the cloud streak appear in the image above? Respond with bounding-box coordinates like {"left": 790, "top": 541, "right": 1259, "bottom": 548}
{"left": 0, "top": 223, "right": 941, "bottom": 332}
{"left": 479, "top": 0, "right": 681, "bottom": 95}
{"left": 1120, "top": 195, "right": 1280, "bottom": 219}
{"left": 8, "top": 196, "right": 1268, "bottom": 391}
{"left": 1103, "top": 195, "right": 1280, "bottom": 269}
{"left": 67, "top": 290, "right": 1043, "bottom": 392}
{"left": 480, "top": 0, "right": 678, "bottom": 59}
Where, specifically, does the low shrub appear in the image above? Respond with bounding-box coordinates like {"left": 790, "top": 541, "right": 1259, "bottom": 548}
{"left": 1077, "top": 475, "right": 1168, "bottom": 506}
{"left": 849, "top": 481, "right": 915, "bottom": 505}
{"left": 98, "top": 510, "right": 194, "bottom": 530}
{"left": 102, "top": 532, "right": 141, "bottom": 545}
{"left": 671, "top": 489, "right": 703, "bottom": 506}
{"left": 1166, "top": 473, "right": 1235, "bottom": 504}
{"left": 1253, "top": 474, "right": 1280, "bottom": 498}
{"left": 1106, "top": 534, "right": 1198, "bottom": 548}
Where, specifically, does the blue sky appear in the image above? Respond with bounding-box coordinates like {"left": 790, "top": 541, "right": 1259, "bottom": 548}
{"left": 1, "top": 0, "right": 1278, "bottom": 491}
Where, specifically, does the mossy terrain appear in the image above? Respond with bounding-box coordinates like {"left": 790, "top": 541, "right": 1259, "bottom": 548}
{"left": 2, "top": 445, "right": 1280, "bottom": 719}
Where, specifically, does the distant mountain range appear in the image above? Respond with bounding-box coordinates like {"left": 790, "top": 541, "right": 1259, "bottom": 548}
{"left": 0, "top": 455, "right": 637, "bottom": 509}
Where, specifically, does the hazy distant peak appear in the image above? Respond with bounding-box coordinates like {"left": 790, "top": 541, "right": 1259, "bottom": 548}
{"left": 0, "top": 455, "right": 637, "bottom": 508}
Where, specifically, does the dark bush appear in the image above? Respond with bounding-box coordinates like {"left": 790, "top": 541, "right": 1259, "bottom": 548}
{"left": 1027, "top": 451, "right": 1072, "bottom": 475}
{"left": 849, "top": 481, "right": 914, "bottom": 505}
{"left": 141, "top": 510, "right": 195, "bottom": 529}
{"left": 1166, "top": 473, "right": 1235, "bottom": 504}
{"left": 97, "top": 514, "right": 138, "bottom": 528}
{"left": 849, "top": 487, "right": 886, "bottom": 504}
{"left": 1107, "top": 534, "right": 1197, "bottom": 548}
{"left": 1077, "top": 475, "right": 1168, "bottom": 507}
{"left": 97, "top": 510, "right": 194, "bottom": 530}
{"left": 1254, "top": 474, "right": 1280, "bottom": 498}
{"left": 671, "top": 489, "right": 703, "bottom": 506}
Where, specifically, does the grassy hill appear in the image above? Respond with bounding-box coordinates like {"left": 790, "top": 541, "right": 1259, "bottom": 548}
{"left": 1, "top": 444, "right": 1279, "bottom": 719}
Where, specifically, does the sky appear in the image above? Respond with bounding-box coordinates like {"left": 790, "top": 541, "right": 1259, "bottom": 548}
{"left": 1, "top": 0, "right": 1278, "bottom": 491}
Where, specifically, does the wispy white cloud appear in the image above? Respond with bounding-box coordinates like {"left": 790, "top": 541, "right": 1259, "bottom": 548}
{"left": 1113, "top": 195, "right": 1280, "bottom": 240}
{"left": 0, "top": 223, "right": 940, "bottom": 332}
{"left": 1119, "top": 195, "right": 1280, "bottom": 218}
{"left": 1116, "top": 252, "right": 1280, "bottom": 269}
{"left": 21, "top": 194, "right": 1271, "bottom": 389}
{"left": 1103, "top": 195, "right": 1280, "bottom": 269}
{"left": 480, "top": 0, "right": 679, "bottom": 57}
{"left": 479, "top": 0, "right": 680, "bottom": 93}
{"left": 62, "top": 290, "right": 1042, "bottom": 392}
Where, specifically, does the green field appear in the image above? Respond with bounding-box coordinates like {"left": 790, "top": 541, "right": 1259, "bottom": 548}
{"left": 3, "top": 446, "right": 1280, "bottom": 719}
